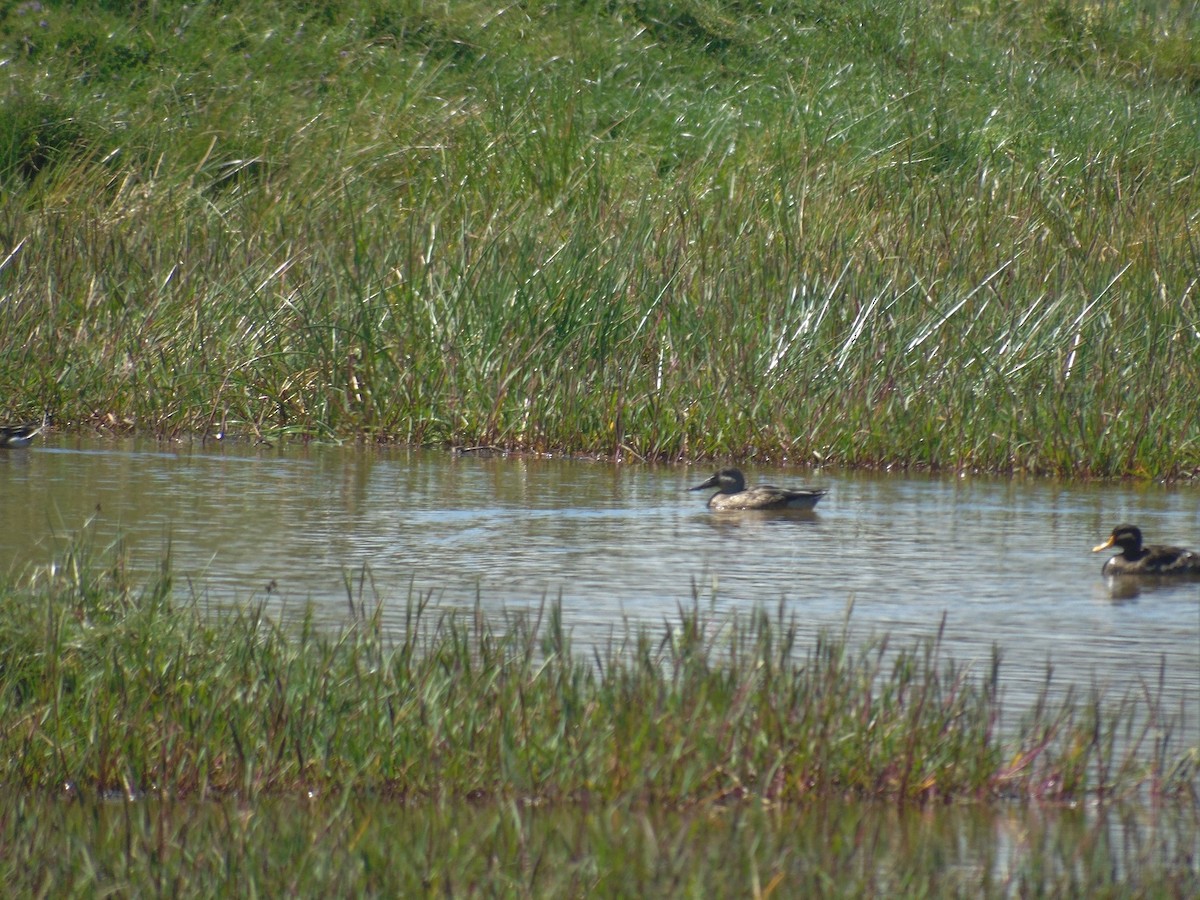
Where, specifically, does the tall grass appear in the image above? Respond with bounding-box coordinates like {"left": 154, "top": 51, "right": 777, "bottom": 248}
{"left": 2, "top": 531, "right": 1197, "bottom": 894}
{"left": 2, "top": 534, "right": 1194, "bottom": 806}
{"left": 1, "top": 1, "right": 1199, "bottom": 475}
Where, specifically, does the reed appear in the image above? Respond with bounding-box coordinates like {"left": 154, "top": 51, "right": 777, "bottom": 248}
{"left": 2, "top": 2, "right": 1199, "bottom": 475}
{"left": 2, "top": 533, "right": 1197, "bottom": 894}
{"left": 2, "top": 537, "right": 1193, "bottom": 807}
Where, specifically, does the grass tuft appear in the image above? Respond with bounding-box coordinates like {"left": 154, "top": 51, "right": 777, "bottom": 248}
{"left": 2, "top": 534, "right": 1193, "bottom": 807}
{"left": 1, "top": 531, "right": 1196, "bottom": 894}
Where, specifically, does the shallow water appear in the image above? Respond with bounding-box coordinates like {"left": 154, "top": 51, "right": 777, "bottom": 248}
{"left": 2, "top": 438, "right": 1197, "bottom": 743}
{"left": 9, "top": 791, "right": 1195, "bottom": 895}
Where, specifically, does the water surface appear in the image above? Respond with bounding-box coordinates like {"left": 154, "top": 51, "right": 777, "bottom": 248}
{"left": 2, "top": 439, "right": 1197, "bottom": 741}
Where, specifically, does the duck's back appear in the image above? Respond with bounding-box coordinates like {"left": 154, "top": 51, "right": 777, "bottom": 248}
{"left": 1103, "top": 544, "right": 1200, "bottom": 575}
{"left": 710, "top": 485, "right": 826, "bottom": 511}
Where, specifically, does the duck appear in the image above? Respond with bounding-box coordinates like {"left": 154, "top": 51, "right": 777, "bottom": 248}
{"left": 0, "top": 422, "right": 44, "bottom": 449}
{"left": 689, "top": 467, "right": 827, "bottom": 511}
{"left": 1092, "top": 524, "right": 1200, "bottom": 576}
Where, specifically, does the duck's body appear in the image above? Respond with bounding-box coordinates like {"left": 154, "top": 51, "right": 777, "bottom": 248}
{"left": 689, "top": 467, "right": 827, "bottom": 511}
{"left": 1092, "top": 524, "right": 1200, "bottom": 576}
{"left": 0, "top": 423, "right": 43, "bottom": 449}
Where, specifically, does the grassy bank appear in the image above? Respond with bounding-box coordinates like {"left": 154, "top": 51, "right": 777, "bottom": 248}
{"left": 1, "top": 1, "right": 1199, "bottom": 476}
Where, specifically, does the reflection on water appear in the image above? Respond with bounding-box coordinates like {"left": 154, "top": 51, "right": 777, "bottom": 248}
{"left": 1, "top": 439, "right": 1197, "bottom": 743}
{"left": 18, "top": 790, "right": 1196, "bottom": 893}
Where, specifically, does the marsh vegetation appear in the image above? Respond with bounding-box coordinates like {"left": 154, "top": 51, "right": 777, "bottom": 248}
{"left": 2, "top": 0, "right": 1199, "bottom": 476}
{"left": 0, "top": 530, "right": 1196, "bottom": 894}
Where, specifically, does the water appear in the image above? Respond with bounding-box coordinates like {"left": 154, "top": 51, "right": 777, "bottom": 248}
{"left": 12, "top": 791, "right": 1195, "bottom": 893}
{"left": 2, "top": 438, "right": 1197, "bottom": 741}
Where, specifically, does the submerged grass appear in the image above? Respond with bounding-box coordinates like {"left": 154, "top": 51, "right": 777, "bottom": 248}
{"left": 2, "top": 535, "right": 1195, "bottom": 808}
{"left": 1, "top": 1, "right": 1199, "bottom": 476}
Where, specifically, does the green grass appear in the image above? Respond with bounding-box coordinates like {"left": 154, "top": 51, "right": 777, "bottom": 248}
{"left": 2, "top": 533, "right": 1194, "bottom": 806}
{"left": 1, "top": 532, "right": 1197, "bottom": 894}
{"left": 1, "top": 1, "right": 1199, "bottom": 476}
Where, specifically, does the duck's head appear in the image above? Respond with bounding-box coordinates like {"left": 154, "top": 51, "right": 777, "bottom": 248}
{"left": 1093, "top": 524, "right": 1143, "bottom": 555}
{"left": 689, "top": 467, "right": 746, "bottom": 494}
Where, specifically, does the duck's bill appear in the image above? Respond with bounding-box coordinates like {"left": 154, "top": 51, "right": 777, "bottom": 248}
{"left": 1092, "top": 537, "right": 1115, "bottom": 552}
{"left": 689, "top": 475, "right": 719, "bottom": 491}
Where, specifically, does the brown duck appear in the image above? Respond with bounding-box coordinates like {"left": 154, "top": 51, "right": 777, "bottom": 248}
{"left": 1092, "top": 524, "right": 1200, "bottom": 576}
{"left": 689, "top": 467, "right": 827, "bottom": 511}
